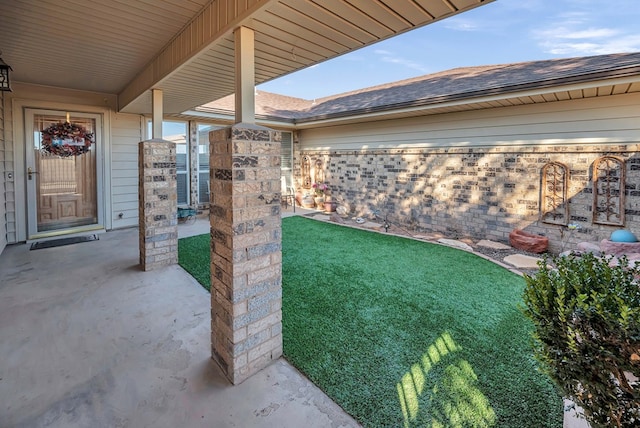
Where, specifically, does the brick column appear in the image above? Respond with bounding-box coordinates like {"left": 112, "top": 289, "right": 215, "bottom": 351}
{"left": 209, "top": 124, "right": 282, "bottom": 384}
{"left": 188, "top": 121, "right": 199, "bottom": 208}
{"left": 138, "top": 139, "right": 178, "bottom": 271}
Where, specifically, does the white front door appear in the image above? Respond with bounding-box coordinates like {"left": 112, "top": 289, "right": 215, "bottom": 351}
{"left": 25, "top": 109, "right": 104, "bottom": 240}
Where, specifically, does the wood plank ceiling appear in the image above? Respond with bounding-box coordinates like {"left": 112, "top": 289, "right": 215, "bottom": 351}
{"left": 0, "top": 0, "right": 211, "bottom": 94}
{"left": 0, "top": 0, "right": 493, "bottom": 114}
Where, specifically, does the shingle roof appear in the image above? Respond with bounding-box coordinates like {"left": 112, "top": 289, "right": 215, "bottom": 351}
{"left": 198, "top": 91, "right": 315, "bottom": 120}
{"left": 196, "top": 52, "right": 640, "bottom": 122}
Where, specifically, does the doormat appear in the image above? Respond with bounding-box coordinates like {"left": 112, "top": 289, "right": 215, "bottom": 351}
{"left": 30, "top": 234, "right": 99, "bottom": 250}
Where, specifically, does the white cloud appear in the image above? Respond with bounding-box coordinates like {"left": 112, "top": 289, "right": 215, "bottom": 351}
{"left": 369, "top": 48, "right": 428, "bottom": 73}
{"left": 379, "top": 56, "right": 428, "bottom": 72}
{"left": 543, "top": 34, "right": 640, "bottom": 55}
{"left": 553, "top": 11, "right": 590, "bottom": 26}
{"left": 530, "top": 0, "right": 640, "bottom": 56}
{"left": 545, "top": 42, "right": 600, "bottom": 55}
{"left": 442, "top": 18, "right": 478, "bottom": 32}
{"left": 533, "top": 12, "right": 640, "bottom": 56}
{"left": 537, "top": 26, "right": 620, "bottom": 40}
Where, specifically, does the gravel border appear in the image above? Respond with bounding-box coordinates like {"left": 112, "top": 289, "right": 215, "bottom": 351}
{"left": 304, "top": 211, "right": 546, "bottom": 276}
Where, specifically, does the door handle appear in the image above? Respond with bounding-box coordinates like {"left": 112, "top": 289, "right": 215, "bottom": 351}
{"left": 28, "top": 167, "right": 38, "bottom": 180}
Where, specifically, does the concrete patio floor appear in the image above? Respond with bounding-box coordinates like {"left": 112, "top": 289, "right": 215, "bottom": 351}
{"left": 0, "top": 205, "right": 589, "bottom": 428}
{"left": 0, "top": 208, "right": 360, "bottom": 428}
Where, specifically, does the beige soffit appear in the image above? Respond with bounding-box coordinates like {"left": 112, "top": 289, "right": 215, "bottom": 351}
{"left": 0, "top": 0, "right": 494, "bottom": 114}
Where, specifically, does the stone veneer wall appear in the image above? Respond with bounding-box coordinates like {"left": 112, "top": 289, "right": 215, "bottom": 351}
{"left": 138, "top": 140, "right": 178, "bottom": 271}
{"left": 297, "top": 144, "right": 640, "bottom": 254}
{"left": 209, "top": 124, "right": 283, "bottom": 385}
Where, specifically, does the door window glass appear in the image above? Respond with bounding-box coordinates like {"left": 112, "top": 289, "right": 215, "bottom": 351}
{"left": 32, "top": 114, "right": 97, "bottom": 232}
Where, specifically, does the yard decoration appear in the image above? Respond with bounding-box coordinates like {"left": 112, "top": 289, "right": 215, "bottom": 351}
{"left": 509, "top": 228, "right": 548, "bottom": 253}
{"left": 311, "top": 182, "right": 327, "bottom": 209}
{"left": 300, "top": 193, "right": 315, "bottom": 208}
{"left": 522, "top": 253, "right": 640, "bottom": 428}
{"left": 610, "top": 229, "right": 639, "bottom": 243}
{"left": 41, "top": 122, "right": 94, "bottom": 157}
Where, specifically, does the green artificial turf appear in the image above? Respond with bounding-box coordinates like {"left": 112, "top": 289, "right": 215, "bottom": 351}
{"left": 179, "top": 216, "right": 563, "bottom": 427}
{"left": 178, "top": 233, "right": 211, "bottom": 290}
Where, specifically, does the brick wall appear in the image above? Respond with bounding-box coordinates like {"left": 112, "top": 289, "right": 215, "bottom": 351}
{"left": 296, "top": 144, "right": 640, "bottom": 253}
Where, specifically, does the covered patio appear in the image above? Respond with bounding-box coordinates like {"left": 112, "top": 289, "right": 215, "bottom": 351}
{"left": 0, "top": 0, "right": 506, "bottom": 425}
{"left": 0, "top": 211, "right": 361, "bottom": 427}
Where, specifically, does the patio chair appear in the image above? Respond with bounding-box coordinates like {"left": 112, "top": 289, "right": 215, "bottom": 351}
{"left": 281, "top": 176, "right": 296, "bottom": 212}
{"left": 177, "top": 206, "right": 197, "bottom": 224}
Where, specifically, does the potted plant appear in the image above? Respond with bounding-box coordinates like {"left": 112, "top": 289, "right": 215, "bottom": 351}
{"left": 312, "top": 182, "right": 327, "bottom": 209}
{"left": 324, "top": 196, "right": 337, "bottom": 213}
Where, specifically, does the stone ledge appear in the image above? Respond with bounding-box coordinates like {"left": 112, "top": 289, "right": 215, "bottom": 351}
{"left": 503, "top": 254, "right": 544, "bottom": 270}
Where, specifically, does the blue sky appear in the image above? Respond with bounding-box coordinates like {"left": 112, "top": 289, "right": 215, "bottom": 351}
{"left": 257, "top": 0, "right": 640, "bottom": 100}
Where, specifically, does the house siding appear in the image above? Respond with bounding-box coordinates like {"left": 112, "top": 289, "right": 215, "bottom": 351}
{"left": 111, "top": 113, "right": 143, "bottom": 229}
{"left": 2, "top": 91, "right": 15, "bottom": 245}
{"left": 0, "top": 91, "right": 7, "bottom": 254}
{"left": 2, "top": 83, "right": 138, "bottom": 243}
{"left": 300, "top": 94, "right": 640, "bottom": 150}
{"left": 297, "top": 94, "right": 640, "bottom": 253}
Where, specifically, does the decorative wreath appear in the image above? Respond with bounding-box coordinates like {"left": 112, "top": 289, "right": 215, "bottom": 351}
{"left": 41, "top": 122, "right": 94, "bottom": 157}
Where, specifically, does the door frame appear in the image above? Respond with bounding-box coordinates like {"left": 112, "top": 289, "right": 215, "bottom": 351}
{"left": 12, "top": 98, "right": 113, "bottom": 243}
{"left": 25, "top": 109, "right": 105, "bottom": 240}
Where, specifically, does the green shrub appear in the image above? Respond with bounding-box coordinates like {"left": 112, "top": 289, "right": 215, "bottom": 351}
{"left": 522, "top": 252, "right": 640, "bottom": 428}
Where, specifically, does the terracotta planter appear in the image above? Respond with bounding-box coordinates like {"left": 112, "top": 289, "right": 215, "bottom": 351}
{"left": 509, "top": 229, "right": 548, "bottom": 253}
{"left": 324, "top": 200, "right": 337, "bottom": 212}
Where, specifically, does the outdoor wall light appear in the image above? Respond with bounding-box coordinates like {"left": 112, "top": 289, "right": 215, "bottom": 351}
{"left": 0, "top": 51, "right": 13, "bottom": 92}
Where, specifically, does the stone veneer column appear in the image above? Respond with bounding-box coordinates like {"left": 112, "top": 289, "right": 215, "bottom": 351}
{"left": 138, "top": 139, "right": 178, "bottom": 271}
{"left": 209, "top": 124, "right": 282, "bottom": 384}
{"left": 188, "top": 121, "right": 199, "bottom": 208}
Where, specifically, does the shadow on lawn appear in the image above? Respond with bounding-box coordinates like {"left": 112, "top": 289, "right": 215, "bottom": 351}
{"left": 397, "top": 331, "right": 496, "bottom": 428}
